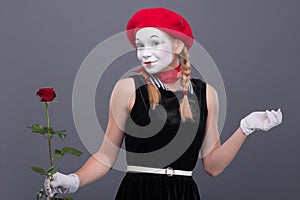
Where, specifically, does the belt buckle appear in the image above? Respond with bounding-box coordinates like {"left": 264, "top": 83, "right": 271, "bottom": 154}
{"left": 165, "top": 167, "right": 174, "bottom": 176}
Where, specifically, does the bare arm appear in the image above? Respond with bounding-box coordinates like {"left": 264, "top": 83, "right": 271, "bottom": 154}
{"left": 75, "top": 78, "right": 135, "bottom": 187}
{"left": 201, "top": 84, "right": 247, "bottom": 177}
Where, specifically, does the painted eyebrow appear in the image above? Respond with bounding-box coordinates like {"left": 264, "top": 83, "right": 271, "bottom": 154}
{"left": 135, "top": 35, "right": 161, "bottom": 43}
{"left": 136, "top": 35, "right": 159, "bottom": 40}
{"left": 150, "top": 35, "right": 160, "bottom": 38}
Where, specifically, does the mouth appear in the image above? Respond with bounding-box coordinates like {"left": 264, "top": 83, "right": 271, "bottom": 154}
{"left": 144, "top": 61, "right": 157, "bottom": 66}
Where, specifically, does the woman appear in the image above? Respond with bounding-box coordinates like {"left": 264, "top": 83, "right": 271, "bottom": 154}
{"left": 44, "top": 7, "right": 282, "bottom": 200}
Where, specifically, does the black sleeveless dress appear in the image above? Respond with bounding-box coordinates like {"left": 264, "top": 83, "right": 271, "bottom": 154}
{"left": 115, "top": 74, "right": 208, "bottom": 200}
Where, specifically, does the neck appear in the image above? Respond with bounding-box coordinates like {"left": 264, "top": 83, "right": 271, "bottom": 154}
{"left": 154, "top": 64, "right": 182, "bottom": 84}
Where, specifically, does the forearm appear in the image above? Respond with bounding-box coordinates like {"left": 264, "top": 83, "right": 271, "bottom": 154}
{"left": 75, "top": 153, "right": 112, "bottom": 187}
{"left": 204, "top": 127, "right": 247, "bottom": 176}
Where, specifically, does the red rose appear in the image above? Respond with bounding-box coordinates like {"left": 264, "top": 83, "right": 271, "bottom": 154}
{"left": 36, "top": 88, "right": 56, "bottom": 102}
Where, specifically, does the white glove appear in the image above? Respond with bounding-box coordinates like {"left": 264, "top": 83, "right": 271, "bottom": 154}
{"left": 44, "top": 172, "right": 80, "bottom": 197}
{"left": 240, "top": 108, "right": 282, "bottom": 135}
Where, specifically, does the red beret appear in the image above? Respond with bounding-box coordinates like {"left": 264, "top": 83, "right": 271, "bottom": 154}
{"left": 126, "top": 7, "right": 194, "bottom": 49}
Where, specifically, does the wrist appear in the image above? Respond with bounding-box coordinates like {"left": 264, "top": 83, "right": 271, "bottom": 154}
{"left": 238, "top": 127, "right": 249, "bottom": 137}
{"left": 68, "top": 173, "right": 80, "bottom": 193}
{"left": 240, "top": 118, "right": 255, "bottom": 136}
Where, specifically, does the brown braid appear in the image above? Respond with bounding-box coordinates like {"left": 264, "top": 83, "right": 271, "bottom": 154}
{"left": 141, "top": 72, "right": 161, "bottom": 109}
{"left": 180, "top": 46, "right": 194, "bottom": 122}
{"left": 141, "top": 46, "right": 193, "bottom": 121}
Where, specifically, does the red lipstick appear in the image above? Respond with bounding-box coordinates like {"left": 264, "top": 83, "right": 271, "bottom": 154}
{"left": 144, "top": 61, "right": 152, "bottom": 66}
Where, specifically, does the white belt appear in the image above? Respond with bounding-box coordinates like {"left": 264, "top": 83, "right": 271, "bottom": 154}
{"left": 127, "top": 165, "right": 193, "bottom": 176}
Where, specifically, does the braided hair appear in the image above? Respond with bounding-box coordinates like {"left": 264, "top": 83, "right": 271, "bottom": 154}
{"left": 141, "top": 45, "right": 194, "bottom": 122}
{"left": 179, "top": 46, "right": 194, "bottom": 122}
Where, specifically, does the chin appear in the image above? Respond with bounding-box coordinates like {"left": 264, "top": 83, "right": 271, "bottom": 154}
{"left": 143, "top": 65, "right": 165, "bottom": 74}
{"left": 143, "top": 65, "right": 171, "bottom": 74}
{"left": 145, "top": 69, "right": 160, "bottom": 74}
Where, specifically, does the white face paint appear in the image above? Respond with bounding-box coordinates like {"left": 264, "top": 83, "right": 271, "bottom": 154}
{"left": 135, "top": 27, "right": 179, "bottom": 74}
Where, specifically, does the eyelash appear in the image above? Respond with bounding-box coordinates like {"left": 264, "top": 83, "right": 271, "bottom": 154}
{"left": 136, "top": 40, "right": 163, "bottom": 49}
{"left": 152, "top": 41, "right": 160, "bottom": 46}
{"left": 136, "top": 43, "right": 144, "bottom": 48}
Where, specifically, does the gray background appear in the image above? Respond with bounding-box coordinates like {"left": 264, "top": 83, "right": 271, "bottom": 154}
{"left": 1, "top": 0, "right": 299, "bottom": 199}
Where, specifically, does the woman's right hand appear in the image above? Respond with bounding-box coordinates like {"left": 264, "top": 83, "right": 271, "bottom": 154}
{"left": 44, "top": 172, "right": 80, "bottom": 197}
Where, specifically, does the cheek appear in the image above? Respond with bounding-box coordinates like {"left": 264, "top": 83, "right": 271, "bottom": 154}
{"left": 154, "top": 41, "right": 173, "bottom": 58}
{"left": 153, "top": 48, "right": 172, "bottom": 59}
{"left": 136, "top": 50, "right": 142, "bottom": 61}
{"left": 156, "top": 49, "right": 173, "bottom": 66}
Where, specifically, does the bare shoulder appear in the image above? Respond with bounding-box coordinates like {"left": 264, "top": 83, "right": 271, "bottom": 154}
{"left": 205, "top": 83, "right": 219, "bottom": 110}
{"left": 113, "top": 77, "right": 135, "bottom": 95}
{"left": 111, "top": 77, "right": 136, "bottom": 112}
{"left": 206, "top": 83, "right": 218, "bottom": 96}
{"left": 115, "top": 77, "right": 135, "bottom": 87}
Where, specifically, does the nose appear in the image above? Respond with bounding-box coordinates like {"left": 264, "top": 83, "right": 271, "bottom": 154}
{"left": 142, "top": 47, "right": 153, "bottom": 58}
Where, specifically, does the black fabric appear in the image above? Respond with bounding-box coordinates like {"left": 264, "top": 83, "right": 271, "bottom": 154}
{"left": 115, "top": 74, "right": 208, "bottom": 200}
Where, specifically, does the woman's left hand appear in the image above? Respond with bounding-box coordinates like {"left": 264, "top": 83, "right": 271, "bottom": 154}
{"left": 240, "top": 108, "right": 283, "bottom": 135}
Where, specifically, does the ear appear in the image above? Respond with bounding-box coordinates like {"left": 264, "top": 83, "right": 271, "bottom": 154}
{"left": 174, "top": 39, "right": 185, "bottom": 55}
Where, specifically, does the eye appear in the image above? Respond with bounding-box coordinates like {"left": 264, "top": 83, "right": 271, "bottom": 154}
{"left": 151, "top": 40, "right": 160, "bottom": 46}
{"left": 136, "top": 42, "right": 144, "bottom": 49}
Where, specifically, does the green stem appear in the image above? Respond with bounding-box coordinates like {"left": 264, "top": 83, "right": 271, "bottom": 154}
{"left": 45, "top": 102, "right": 53, "bottom": 167}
